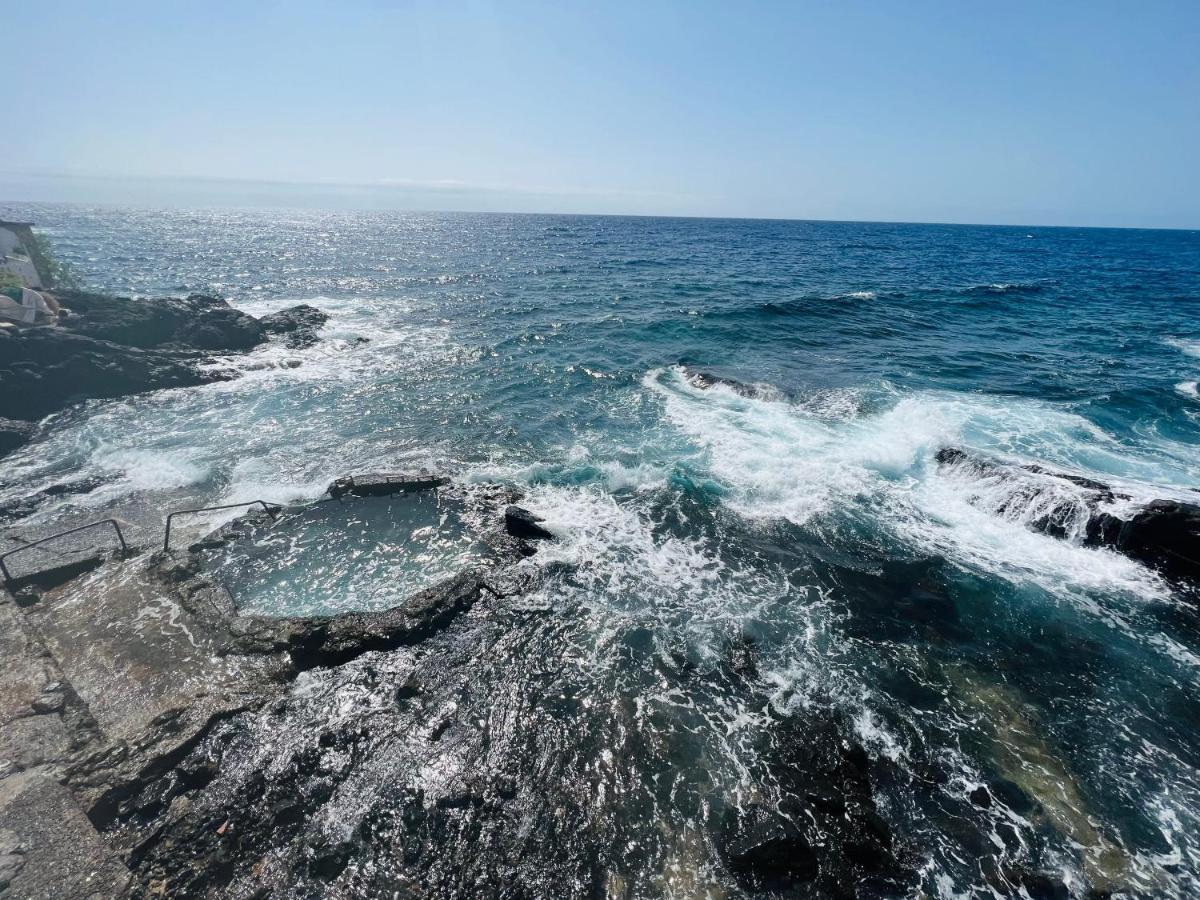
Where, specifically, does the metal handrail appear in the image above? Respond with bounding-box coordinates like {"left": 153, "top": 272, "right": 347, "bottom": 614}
{"left": 0, "top": 519, "right": 129, "bottom": 585}
{"left": 163, "top": 500, "right": 281, "bottom": 552}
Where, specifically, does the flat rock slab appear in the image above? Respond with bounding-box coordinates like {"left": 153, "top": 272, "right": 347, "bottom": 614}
{"left": 0, "top": 598, "right": 76, "bottom": 773}
{"left": 0, "top": 772, "right": 130, "bottom": 898}
{"left": 327, "top": 473, "right": 450, "bottom": 499}
{"left": 20, "top": 560, "right": 272, "bottom": 755}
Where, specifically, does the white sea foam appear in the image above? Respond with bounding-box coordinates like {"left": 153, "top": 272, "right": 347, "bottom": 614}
{"left": 515, "top": 483, "right": 790, "bottom": 637}
{"left": 1165, "top": 338, "right": 1200, "bottom": 358}
{"left": 642, "top": 366, "right": 1172, "bottom": 602}
{"left": 833, "top": 290, "right": 877, "bottom": 301}
{"left": 852, "top": 707, "right": 906, "bottom": 761}
{"left": 93, "top": 447, "right": 211, "bottom": 492}
{"left": 1176, "top": 380, "right": 1199, "bottom": 400}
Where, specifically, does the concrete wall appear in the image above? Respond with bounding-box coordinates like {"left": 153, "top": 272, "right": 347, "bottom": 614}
{"left": 0, "top": 225, "right": 44, "bottom": 288}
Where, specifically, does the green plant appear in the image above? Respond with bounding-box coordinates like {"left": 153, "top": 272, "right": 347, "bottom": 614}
{"left": 25, "top": 230, "right": 82, "bottom": 290}
{"left": 0, "top": 271, "right": 23, "bottom": 292}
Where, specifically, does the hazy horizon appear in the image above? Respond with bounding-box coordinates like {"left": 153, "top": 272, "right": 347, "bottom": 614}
{"left": 4, "top": 176, "right": 1200, "bottom": 233}
{"left": 5, "top": 1, "right": 1199, "bottom": 229}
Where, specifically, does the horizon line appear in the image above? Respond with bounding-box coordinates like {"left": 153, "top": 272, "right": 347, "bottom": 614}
{"left": 1, "top": 171, "right": 1198, "bottom": 234}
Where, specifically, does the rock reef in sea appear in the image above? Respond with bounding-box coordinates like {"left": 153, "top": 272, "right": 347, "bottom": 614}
{"left": 0, "top": 291, "right": 330, "bottom": 457}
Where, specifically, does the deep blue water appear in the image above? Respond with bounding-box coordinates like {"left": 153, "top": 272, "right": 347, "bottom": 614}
{"left": 3, "top": 203, "right": 1200, "bottom": 896}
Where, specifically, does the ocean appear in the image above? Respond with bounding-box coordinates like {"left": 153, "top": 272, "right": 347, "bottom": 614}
{"left": 3, "top": 203, "right": 1200, "bottom": 896}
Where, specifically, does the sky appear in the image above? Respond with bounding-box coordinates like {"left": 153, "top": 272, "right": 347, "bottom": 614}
{"left": 3, "top": 0, "right": 1198, "bottom": 227}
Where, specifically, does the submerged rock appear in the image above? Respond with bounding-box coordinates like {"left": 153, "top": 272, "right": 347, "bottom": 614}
{"left": 733, "top": 709, "right": 916, "bottom": 896}
{"left": 0, "top": 475, "right": 110, "bottom": 522}
{"left": 0, "top": 418, "right": 34, "bottom": 459}
{"left": 721, "top": 802, "right": 817, "bottom": 890}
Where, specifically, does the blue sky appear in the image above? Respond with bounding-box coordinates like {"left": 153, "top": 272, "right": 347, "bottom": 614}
{"left": 4, "top": 0, "right": 1198, "bottom": 227}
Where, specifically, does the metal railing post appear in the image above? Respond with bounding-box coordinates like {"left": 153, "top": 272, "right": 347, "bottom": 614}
{"left": 162, "top": 500, "right": 281, "bottom": 552}
{"left": 0, "top": 518, "right": 129, "bottom": 587}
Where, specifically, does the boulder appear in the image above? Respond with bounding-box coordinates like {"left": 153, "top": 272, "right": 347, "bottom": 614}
{"left": 258, "top": 304, "right": 329, "bottom": 348}
{"left": 1086, "top": 500, "right": 1200, "bottom": 583}
{"left": 504, "top": 506, "right": 554, "bottom": 540}
{"left": 935, "top": 447, "right": 1200, "bottom": 584}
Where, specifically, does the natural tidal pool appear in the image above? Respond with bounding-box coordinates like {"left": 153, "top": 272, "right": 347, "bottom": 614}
{"left": 199, "top": 492, "right": 496, "bottom": 616}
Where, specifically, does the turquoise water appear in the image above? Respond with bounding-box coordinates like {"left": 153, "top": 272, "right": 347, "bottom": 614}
{"left": 3, "top": 204, "right": 1200, "bottom": 895}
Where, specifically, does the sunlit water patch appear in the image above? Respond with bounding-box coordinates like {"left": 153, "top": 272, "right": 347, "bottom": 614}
{"left": 200, "top": 493, "right": 496, "bottom": 616}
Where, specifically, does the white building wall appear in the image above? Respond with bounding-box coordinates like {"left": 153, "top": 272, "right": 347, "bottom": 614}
{"left": 0, "top": 226, "right": 43, "bottom": 287}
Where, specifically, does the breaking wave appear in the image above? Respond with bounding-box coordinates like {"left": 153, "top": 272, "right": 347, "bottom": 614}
{"left": 642, "top": 365, "right": 1172, "bottom": 602}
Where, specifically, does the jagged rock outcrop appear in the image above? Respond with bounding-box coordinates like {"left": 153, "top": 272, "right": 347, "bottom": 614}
{"left": 504, "top": 505, "right": 554, "bottom": 540}
{"left": 0, "top": 327, "right": 226, "bottom": 422}
{"left": 258, "top": 304, "right": 328, "bottom": 348}
{"left": 52, "top": 290, "right": 263, "bottom": 351}
{"left": 935, "top": 446, "right": 1200, "bottom": 583}
{"left": 1087, "top": 500, "right": 1200, "bottom": 584}
{"left": 683, "top": 366, "right": 779, "bottom": 400}
{"left": 0, "top": 292, "right": 329, "bottom": 458}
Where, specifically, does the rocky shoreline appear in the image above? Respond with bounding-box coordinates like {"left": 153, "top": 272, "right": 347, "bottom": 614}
{"left": 0, "top": 290, "right": 327, "bottom": 457}
{"left": 2, "top": 299, "right": 1196, "bottom": 897}
{"left": 0, "top": 480, "right": 549, "bottom": 898}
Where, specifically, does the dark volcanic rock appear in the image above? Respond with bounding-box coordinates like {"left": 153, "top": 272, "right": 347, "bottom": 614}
{"left": 504, "top": 505, "right": 554, "bottom": 540}
{"left": 936, "top": 446, "right": 1200, "bottom": 584}
{"left": 258, "top": 304, "right": 329, "bottom": 348}
{"left": 721, "top": 803, "right": 817, "bottom": 890}
{"left": 747, "top": 710, "right": 916, "bottom": 895}
{"left": 53, "top": 290, "right": 263, "bottom": 351}
{"left": 683, "top": 367, "right": 780, "bottom": 400}
{"left": 1086, "top": 500, "right": 1200, "bottom": 583}
{"left": 232, "top": 569, "right": 489, "bottom": 671}
{"left": 0, "top": 326, "right": 229, "bottom": 421}
{"left": 935, "top": 447, "right": 1117, "bottom": 503}
{"left": 0, "top": 291, "right": 332, "bottom": 457}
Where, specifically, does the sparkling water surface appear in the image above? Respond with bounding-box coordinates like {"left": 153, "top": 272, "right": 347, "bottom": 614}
{"left": 3, "top": 203, "right": 1200, "bottom": 896}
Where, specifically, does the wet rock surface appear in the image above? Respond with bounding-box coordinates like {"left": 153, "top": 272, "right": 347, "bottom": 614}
{"left": 258, "top": 304, "right": 329, "bottom": 348}
{"left": 52, "top": 290, "right": 264, "bottom": 351}
{"left": 0, "top": 485, "right": 550, "bottom": 897}
{"left": 683, "top": 366, "right": 783, "bottom": 400}
{"left": 1086, "top": 499, "right": 1200, "bottom": 584}
{"left": 936, "top": 446, "right": 1200, "bottom": 584}
{"left": 504, "top": 505, "right": 555, "bottom": 541}
{"left": 0, "top": 291, "right": 329, "bottom": 457}
{"left": 0, "top": 470, "right": 1158, "bottom": 898}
